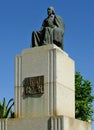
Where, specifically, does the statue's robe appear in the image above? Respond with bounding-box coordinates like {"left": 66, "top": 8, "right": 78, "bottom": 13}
{"left": 32, "top": 15, "right": 65, "bottom": 49}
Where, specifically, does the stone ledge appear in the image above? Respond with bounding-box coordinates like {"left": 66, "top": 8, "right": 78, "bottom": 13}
{"left": 0, "top": 116, "right": 91, "bottom": 130}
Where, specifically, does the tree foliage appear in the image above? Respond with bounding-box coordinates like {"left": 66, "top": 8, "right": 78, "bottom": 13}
{"left": 0, "top": 98, "right": 14, "bottom": 118}
{"left": 75, "top": 72, "right": 94, "bottom": 121}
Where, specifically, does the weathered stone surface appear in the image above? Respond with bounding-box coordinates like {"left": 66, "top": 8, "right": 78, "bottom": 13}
{"left": 0, "top": 44, "right": 91, "bottom": 130}
{"left": 0, "top": 116, "right": 91, "bottom": 130}
{"left": 15, "top": 44, "right": 75, "bottom": 118}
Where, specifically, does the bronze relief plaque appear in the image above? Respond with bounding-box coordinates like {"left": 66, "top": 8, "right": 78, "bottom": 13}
{"left": 23, "top": 76, "right": 44, "bottom": 96}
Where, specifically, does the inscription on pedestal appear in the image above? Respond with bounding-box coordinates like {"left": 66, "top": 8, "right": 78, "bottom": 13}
{"left": 23, "top": 76, "right": 44, "bottom": 96}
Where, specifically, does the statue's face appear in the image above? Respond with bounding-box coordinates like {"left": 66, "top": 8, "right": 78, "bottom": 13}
{"left": 47, "top": 8, "right": 53, "bottom": 16}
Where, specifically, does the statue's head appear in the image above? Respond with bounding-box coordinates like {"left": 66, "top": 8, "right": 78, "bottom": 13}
{"left": 47, "top": 6, "right": 55, "bottom": 15}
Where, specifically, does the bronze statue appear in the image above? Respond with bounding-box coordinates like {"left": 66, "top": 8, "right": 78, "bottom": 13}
{"left": 31, "top": 6, "right": 65, "bottom": 49}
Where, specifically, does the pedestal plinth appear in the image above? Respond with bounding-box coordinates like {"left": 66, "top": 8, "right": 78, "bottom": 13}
{"left": 0, "top": 44, "right": 91, "bottom": 130}
{"left": 15, "top": 44, "right": 75, "bottom": 118}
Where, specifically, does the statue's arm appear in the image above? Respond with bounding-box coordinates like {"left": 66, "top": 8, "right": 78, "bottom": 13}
{"left": 40, "top": 19, "right": 46, "bottom": 30}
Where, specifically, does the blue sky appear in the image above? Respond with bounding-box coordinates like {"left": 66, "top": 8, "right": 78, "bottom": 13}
{"left": 0, "top": 0, "right": 94, "bottom": 129}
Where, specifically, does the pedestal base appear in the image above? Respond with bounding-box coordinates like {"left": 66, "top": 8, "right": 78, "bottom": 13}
{"left": 0, "top": 45, "right": 91, "bottom": 130}
{"left": 15, "top": 44, "right": 75, "bottom": 118}
{"left": 0, "top": 116, "right": 91, "bottom": 130}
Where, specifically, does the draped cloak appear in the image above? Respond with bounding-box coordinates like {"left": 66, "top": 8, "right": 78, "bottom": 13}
{"left": 32, "top": 15, "right": 65, "bottom": 49}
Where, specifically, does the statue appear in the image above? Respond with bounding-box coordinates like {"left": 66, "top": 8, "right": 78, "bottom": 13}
{"left": 31, "top": 6, "right": 65, "bottom": 50}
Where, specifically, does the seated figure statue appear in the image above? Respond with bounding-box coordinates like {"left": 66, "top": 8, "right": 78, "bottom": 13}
{"left": 31, "top": 6, "right": 65, "bottom": 50}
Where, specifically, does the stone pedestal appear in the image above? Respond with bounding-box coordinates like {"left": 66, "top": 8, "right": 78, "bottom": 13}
{"left": 15, "top": 44, "right": 75, "bottom": 118}
{"left": 0, "top": 44, "right": 91, "bottom": 130}
{"left": 0, "top": 116, "right": 91, "bottom": 130}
